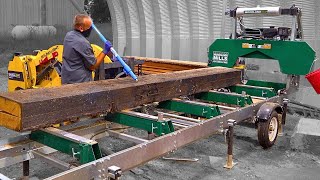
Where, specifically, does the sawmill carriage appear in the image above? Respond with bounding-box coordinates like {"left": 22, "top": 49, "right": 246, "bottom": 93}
{"left": 0, "top": 4, "right": 317, "bottom": 180}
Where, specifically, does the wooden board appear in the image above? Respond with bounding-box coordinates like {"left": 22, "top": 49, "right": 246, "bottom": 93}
{"left": 0, "top": 67, "right": 240, "bottom": 131}
{"left": 126, "top": 56, "right": 208, "bottom": 69}
{"left": 128, "top": 56, "right": 209, "bottom": 75}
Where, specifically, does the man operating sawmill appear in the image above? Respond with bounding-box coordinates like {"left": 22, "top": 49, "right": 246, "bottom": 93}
{"left": 61, "top": 14, "right": 112, "bottom": 84}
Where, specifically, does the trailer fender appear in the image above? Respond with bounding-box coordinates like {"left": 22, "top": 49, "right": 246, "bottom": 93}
{"left": 256, "top": 102, "right": 283, "bottom": 122}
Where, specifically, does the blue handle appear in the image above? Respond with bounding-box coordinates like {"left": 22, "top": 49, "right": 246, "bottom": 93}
{"left": 91, "top": 24, "right": 138, "bottom": 81}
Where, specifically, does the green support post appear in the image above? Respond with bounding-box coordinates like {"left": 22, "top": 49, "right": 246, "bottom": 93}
{"left": 158, "top": 100, "right": 221, "bottom": 119}
{"left": 195, "top": 91, "right": 253, "bottom": 107}
{"left": 106, "top": 112, "right": 174, "bottom": 136}
{"left": 30, "top": 130, "right": 102, "bottom": 164}
{"left": 228, "top": 85, "right": 277, "bottom": 98}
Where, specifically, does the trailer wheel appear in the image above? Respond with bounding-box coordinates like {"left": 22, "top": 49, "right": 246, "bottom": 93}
{"left": 257, "top": 111, "right": 279, "bottom": 149}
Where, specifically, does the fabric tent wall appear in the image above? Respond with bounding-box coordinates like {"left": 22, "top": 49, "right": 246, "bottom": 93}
{"left": 107, "top": 0, "right": 320, "bottom": 63}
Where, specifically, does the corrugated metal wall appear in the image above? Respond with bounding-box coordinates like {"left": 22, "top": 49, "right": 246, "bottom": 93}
{"left": 0, "top": 0, "right": 84, "bottom": 37}
{"left": 46, "top": 0, "right": 84, "bottom": 28}
{"left": 108, "top": 0, "right": 320, "bottom": 63}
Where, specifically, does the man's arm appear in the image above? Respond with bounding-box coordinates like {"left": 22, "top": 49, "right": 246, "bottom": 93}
{"left": 89, "top": 52, "right": 106, "bottom": 71}
{"left": 89, "top": 51, "right": 113, "bottom": 70}
{"left": 89, "top": 41, "right": 113, "bottom": 70}
{"left": 77, "top": 41, "right": 112, "bottom": 71}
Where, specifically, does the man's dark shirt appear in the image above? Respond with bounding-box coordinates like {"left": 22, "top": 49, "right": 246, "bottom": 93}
{"left": 61, "top": 30, "right": 96, "bottom": 84}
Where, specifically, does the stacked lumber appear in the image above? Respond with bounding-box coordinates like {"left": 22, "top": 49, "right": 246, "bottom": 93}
{"left": 125, "top": 56, "right": 208, "bottom": 74}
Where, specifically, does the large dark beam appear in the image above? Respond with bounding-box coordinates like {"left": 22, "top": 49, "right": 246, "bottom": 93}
{"left": 0, "top": 67, "right": 240, "bottom": 131}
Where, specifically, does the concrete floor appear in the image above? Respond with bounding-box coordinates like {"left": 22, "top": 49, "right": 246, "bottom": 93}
{"left": 0, "top": 67, "right": 7, "bottom": 92}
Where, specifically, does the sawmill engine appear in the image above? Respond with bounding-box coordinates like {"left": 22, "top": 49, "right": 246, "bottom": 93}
{"left": 239, "top": 27, "right": 295, "bottom": 40}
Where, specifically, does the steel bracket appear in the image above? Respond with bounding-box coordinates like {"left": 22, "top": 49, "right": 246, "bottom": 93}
{"left": 30, "top": 128, "right": 102, "bottom": 164}
{"left": 195, "top": 91, "right": 253, "bottom": 107}
{"left": 158, "top": 99, "right": 221, "bottom": 118}
{"left": 229, "top": 85, "right": 277, "bottom": 98}
{"left": 106, "top": 111, "right": 174, "bottom": 136}
{"left": 107, "top": 165, "right": 122, "bottom": 180}
{"left": 246, "top": 80, "right": 286, "bottom": 92}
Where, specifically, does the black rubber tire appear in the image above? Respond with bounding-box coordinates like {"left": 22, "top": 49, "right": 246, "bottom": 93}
{"left": 257, "top": 111, "right": 279, "bottom": 149}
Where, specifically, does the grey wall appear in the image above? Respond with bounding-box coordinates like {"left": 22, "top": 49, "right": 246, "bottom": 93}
{"left": 107, "top": 0, "right": 223, "bottom": 61}
{"left": 107, "top": 0, "right": 320, "bottom": 64}
{"left": 0, "top": 0, "right": 84, "bottom": 38}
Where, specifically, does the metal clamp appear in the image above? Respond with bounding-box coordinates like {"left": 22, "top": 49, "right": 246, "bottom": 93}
{"left": 237, "top": 98, "right": 242, "bottom": 106}
{"left": 71, "top": 148, "right": 80, "bottom": 158}
{"left": 283, "top": 98, "right": 289, "bottom": 104}
{"left": 241, "top": 91, "right": 246, "bottom": 96}
{"left": 227, "top": 119, "right": 237, "bottom": 126}
{"left": 158, "top": 112, "right": 164, "bottom": 121}
{"left": 261, "top": 91, "right": 267, "bottom": 97}
{"left": 107, "top": 165, "right": 122, "bottom": 180}
{"left": 151, "top": 123, "right": 158, "bottom": 134}
{"left": 202, "top": 108, "right": 208, "bottom": 114}
{"left": 224, "top": 120, "right": 236, "bottom": 143}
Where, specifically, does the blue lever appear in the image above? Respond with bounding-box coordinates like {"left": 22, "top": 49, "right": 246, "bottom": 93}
{"left": 91, "top": 24, "right": 138, "bottom": 81}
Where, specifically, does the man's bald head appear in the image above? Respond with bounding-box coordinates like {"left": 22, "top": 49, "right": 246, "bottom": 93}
{"left": 73, "top": 14, "right": 92, "bottom": 32}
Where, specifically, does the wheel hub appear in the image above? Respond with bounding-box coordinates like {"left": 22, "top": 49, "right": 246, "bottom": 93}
{"left": 268, "top": 117, "right": 278, "bottom": 141}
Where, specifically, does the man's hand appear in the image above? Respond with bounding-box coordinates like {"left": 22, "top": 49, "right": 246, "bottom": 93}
{"left": 90, "top": 41, "right": 112, "bottom": 71}
{"left": 103, "top": 41, "right": 112, "bottom": 54}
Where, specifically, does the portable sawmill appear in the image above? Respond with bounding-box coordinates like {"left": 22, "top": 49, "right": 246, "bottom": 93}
{"left": 0, "top": 5, "right": 316, "bottom": 180}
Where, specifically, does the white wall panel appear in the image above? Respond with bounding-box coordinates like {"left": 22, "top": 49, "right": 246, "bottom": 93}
{"left": 315, "top": 1, "right": 320, "bottom": 62}
{"left": 260, "top": 0, "right": 283, "bottom": 27}
{"left": 170, "top": 0, "right": 191, "bottom": 60}
{"left": 107, "top": 0, "right": 126, "bottom": 55}
{"left": 122, "top": 0, "right": 140, "bottom": 56}
{"left": 300, "top": 1, "right": 316, "bottom": 47}
{"left": 107, "top": 0, "right": 320, "bottom": 62}
{"left": 147, "top": 0, "right": 172, "bottom": 58}
{"left": 138, "top": 0, "right": 156, "bottom": 57}
{"left": 234, "top": 0, "right": 257, "bottom": 28}
{"left": 189, "top": 0, "right": 210, "bottom": 61}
